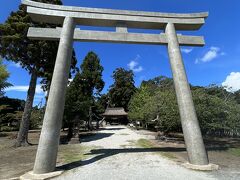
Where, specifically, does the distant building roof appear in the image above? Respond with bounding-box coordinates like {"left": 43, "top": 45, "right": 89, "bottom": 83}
{"left": 102, "top": 107, "right": 128, "bottom": 116}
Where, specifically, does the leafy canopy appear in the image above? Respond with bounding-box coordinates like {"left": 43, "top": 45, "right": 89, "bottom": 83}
{"left": 128, "top": 76, "right": 240, "bottom": 136}
{"left": 0, "top": 58, "right": 12, "bottom": 97}
{"left": 64, "top": 51, "right": 105, "bottom": 125}
{"left": 109, "top": 68, "right": 136, "bottom": 110}
{"left": 0, "top": 0, "right": 77, "bottom": 90}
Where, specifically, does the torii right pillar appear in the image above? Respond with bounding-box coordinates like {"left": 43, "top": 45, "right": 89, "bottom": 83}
{"left": 165, "top": 23, "right": 218, "bottom": 170}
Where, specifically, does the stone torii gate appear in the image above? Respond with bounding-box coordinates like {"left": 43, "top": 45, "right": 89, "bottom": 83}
{"left": 21, "top": 0, "right": 218, "bottom": 177}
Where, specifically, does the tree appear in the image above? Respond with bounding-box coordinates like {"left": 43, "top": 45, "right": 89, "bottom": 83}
{"left": 80, "top": 51, "right": 105, "bottom": 96}
{"left": 64, "top": 51, "right": 104, "bottom": 137}
{"left": 109, "top": 68, "right": 136, "bottom": 110}
{"left": 0, "top": 0, "right": 77, "bottom": 147}
{"left": 141, "top": 76, "right": 174, "bottom": 93}
{"left": 95, "top": 94, "right": 109, "bottom": 114}
{"left": 64, "top": 73, "right": 91, "bottom": 137}
{"left": 128, "top": 75, "right": 240, "bottom": 137}
{"left": 30, "top": 106, "right": 44, "bottom": 130}
{"left": 0, "top": 58, "right": 12, "bottom": 97}
{"left": 128, "top": 84, "right": 152, "bottom": 125}
{"left": 0, "top": 97, "right": 25, "bottom": 131}
{"left": 234, "top": 90, "right": 240, "bottom": 104}
{"left": 77, "top": 51, "right": 105, "bottom": 129}
{"left": 193, "top": 87, "right": 240, "bottom": 137}
{"left": 128, "top": 77, "right": 180, "bottom": 133}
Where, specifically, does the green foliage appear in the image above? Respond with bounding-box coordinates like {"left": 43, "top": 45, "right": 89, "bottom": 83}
{"left": 234, "top": 90, "right": 240, "bottom": 104}
{"left": 30, "top": 107, "right": 44, "bottom": 129}
{"left": 64, "top": 73, "right": 92, "bottom": 123}
{"left": 63, "top": 51, "right": 105, "bottom": 128}
{"left": 0, "top": 2, "right": 56, "bottom": 74}
{"left": 0, "top": 97, "right": 25, "bottom": 131}
{"left": 228, "top": 148, "right": 240, "bottom": 157}
{"left": 128, "top": 85, "right": 152, "bottom": 124}
{"left": 109, "top": 68, "right": 136, "bottom": 110}
{"left": 0, "top": 59, "right": 12, "bottom": 97}
{"left": 94, "top": 94, "right": 109, "bottom": 114}
{"left": 80, "top": 51, "right": 105, "bottom": 96}
{"left": 0, "top": 126, "right": 18, "bottom": 132}
{"left": 0, "top": 0, "right": 77, "bottom": 90}
{"left": 0, "top": 0, "right": 77, "bottom": 144}
{"left": 128, "top": 76, "right": 240, "bottom": 137}
{"left": 141, "top": 76, "right": 174, "bottom": 93}
{"left": 129, "top": 77, "right": 180, "bottom": 133}
{"left": 193, "top": 87, "right": 240, "bottom": 136}
{"left": 146, "top": 88, "right": 181, "bottom": 133}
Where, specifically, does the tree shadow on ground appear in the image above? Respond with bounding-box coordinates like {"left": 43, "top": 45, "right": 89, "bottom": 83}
{"left": 99, "top": 127, "right": 125, "bottom": 131}
{"left": 157, "top": 135, "right": 240, "bottom": 149}
{"left": 0, "top": 133, "right": 8, "bottom": 137}
{"left": 59, "top": 132, "right": 114, "bottom": 144}
{"left": 57, "top": 147, "right": 184, "bottom": 170}
{"left": 57, "top": 144, "right": 232, "bottom": 171}
{"left": 80, "top": 133, "right": 114, "bottom": 142}
{"left": 204, "top": 138, "right": 240, "bottom": 149}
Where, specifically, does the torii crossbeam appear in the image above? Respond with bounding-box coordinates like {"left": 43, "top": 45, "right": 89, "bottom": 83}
{"left": 21, "top": 0, "right": 218, "bottom": 177}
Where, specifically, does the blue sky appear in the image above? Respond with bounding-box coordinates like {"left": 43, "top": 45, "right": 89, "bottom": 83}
{"left": 1, "top": 0, "right": 240, "bottom": 106}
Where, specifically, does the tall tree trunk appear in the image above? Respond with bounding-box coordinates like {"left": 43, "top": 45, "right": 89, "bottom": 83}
{"left": 15, "top": 68, "right": 37, "bottom": 147}
{"left": 67, "top": 122, "right": 73, "bottom": 140}
{"left": 88, "top": 106, "right": 93, "bottom": 130}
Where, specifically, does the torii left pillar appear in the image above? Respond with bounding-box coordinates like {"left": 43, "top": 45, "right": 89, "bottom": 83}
{"left": 33, "top": 17, "right": 75, "bottom": 174}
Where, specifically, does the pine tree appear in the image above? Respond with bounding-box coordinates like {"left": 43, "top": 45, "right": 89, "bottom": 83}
{"left": 64, "top": 51, "right": 104, "bottom": 137}
{"left": 0, "top": 58, "right": 12, "bottom": 97}
{"left": 0, "top": 0, "right": 77, "bottom": 146}
{"left": 109, "top": 68, "right": 136, "bottom": 110}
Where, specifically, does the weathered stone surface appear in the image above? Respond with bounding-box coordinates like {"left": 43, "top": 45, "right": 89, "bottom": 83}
{"left": 33, "top": 17, "right": 75, "bottom": 174}
{"left": 20, "top": 170, "right": 63, "bottom": 180}
{"left": 22, "top": 0, "right": 208, "bottom": 30}
{"left": 22, "top": 0, "right": 208, "bottom": 19}
{"left": 165, "top": 22, "right": 209, "bottom": 165}
{"left": 183, "top": 163, "right": 219, "bottom": 171}
{"left": 27, "top": 28, "right": 205, "bottom": 46}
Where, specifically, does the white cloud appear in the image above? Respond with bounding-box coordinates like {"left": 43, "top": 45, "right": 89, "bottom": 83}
{"left": 6, "top": 84, "right": 44, "bottom": 94}
{"left": 128, "top": 61, "right": 138, "bottom": 70}
{"left": 222, "top": 72, "right": 240, "bottom": 92}
{"left": 181, "top": 48, "right": 193, "bottom": 54}
{"left": 127, "top": 55, "right": 143, "bottom": 73}
{"left": 195, "top": 46, "right": 225, "bottom": 64}
{"left": 9, "top": 62, "right": 21, "bottom": 68}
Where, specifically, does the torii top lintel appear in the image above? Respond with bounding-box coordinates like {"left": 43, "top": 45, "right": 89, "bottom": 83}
{"left": 22, "top": 0, "right": 208, "bottom": 31}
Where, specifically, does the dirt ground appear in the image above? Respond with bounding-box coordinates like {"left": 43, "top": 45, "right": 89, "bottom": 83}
{"left": 0, "top": 130, "right": 99, "bottom": 179}
{"left": 0, "top": 127, "right": 240, "bottom": 179}
{"left": 135, "top": 129, "right": 240, "bottom": 179}
{"left": 136, "top": 129, "right": 240, "bottom": 169}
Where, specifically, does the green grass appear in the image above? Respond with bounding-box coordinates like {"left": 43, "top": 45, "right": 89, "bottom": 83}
{"left": 59, "top": 145, "right": 97, "bottom": 163}
{"left": 63, "top": 152, "right": 86, "bottom": 163}
{"left": 160, "top": 152, "right": 176, "bottom": 159}
{"left": 228, "top": 148, "right": 240, "bottom": 157}
{"left": 135, "top": 138, "right": 155, "bottom": 148}
{"left": 134, "top": 138, "right": 176, "bottom": 160}
{"left": 119, "top": 133, "right": 129, "bottom": 136}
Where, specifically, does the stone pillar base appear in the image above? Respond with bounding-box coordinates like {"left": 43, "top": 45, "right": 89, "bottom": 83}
{"left": 20, "top": 170, "right": 64, "bottom": 180}
{"left": 182, "top": 163, "right": 219, "bottom": 171}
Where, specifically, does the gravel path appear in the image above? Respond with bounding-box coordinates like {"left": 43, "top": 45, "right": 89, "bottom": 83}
{"left": 54, "top": 126, "right": 217, "bottom": 180}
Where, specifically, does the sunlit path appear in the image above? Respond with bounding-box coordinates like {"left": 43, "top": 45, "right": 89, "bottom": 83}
{"left": 54, "top": 126, "right": 216, "bottom": 180}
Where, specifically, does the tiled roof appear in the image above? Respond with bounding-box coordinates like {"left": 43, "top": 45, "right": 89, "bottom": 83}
{"left": 102, "top": 107, "right": 128, "bottom": 116}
